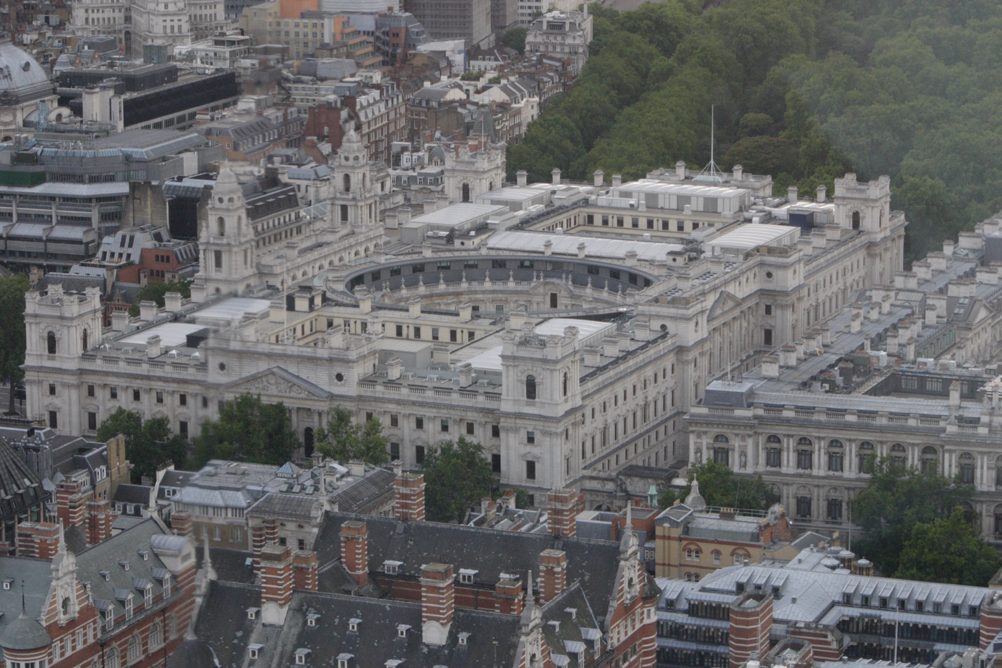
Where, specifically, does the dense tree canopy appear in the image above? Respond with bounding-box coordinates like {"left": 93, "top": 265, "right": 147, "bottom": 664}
{"left": 659, "top": 461, "right": 779, "bottom": 511}
{"left": 194, "top": 394, "right": 299, "bottom": 466}
{"left": 315, "top": 406, "right": 389, "bottom": 466}
{"left": 97, "top": 408, "right": 188, "bottom": 483}
{"left": 0, "top": 274, "right": 28, "bottom": 414}
{"left": 853, "top": 457, "right": 973, "bottom": 577}
{"left": 509, "top": 0, "right": 1002, "bottom": 263}
{"left": 421, "top": 437, "right": 497, "bottom": 523}
{"left": 896, "top": 507, "right": 1001, "bottom": 586}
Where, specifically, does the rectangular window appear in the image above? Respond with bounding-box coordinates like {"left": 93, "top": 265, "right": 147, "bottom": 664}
{"left": 88, "top": 412, "right": 97, "bottom": 431}
{"left": 390, "top": 442, "right": 400, "bottom": 460}
{"left": 110, "top": 387, "right": 118, "bottom": 400}
{"left": 214, "top": 250, "right": 223, "bottom": 269}
{"left": 431, "top": 328, "right": 440, "bottom": 341}
{"left": 415, "top": 417, "right": 423, "bottom": 430}
{"left": 413, "top": 326, "right": 421, "bottom": 339}
{"left": 828, "top": 451, "right": 844, "bottom": 472}
{"left": 390, "top": 414, "right": 398, "bottom": 427}
{"left": 764, "top": 328, "right": 773, "bottom": 346}
{"left": 766, "top": 448, "right": 781, "bottom": 468}
{"left": 87, "top": 384, "right": 95, "bottom": 397}
{"left": 466, "top": 422, "right": 475, "bottom": 436}
{"left": 179, "top": 421, "right": 188, "bottom": 438}
{"left": 395, "top": 325, "right": 404, "bottom": 337}
{"left": 156, "top": 391, "right": 164, "bottom": 404}
{"left": 796, "top": 496, "right": 811, "bottom": 518}
{"left": 49, "top": 383, "right": 56, "bottom": 396}
{"left": 491, "top": 453, "right": 501, "bottom": 472}
{"left": 133, "top": 389, "right": 141, "bottom": 402}
{"left": 526, "top": 430, "right": 535, "bottom": 444}
{"left": 492, "top": 425, "right": 500, "bottom": 438}
{"left": 827, "top": 498, "right": 843, "bottom": 521}
{"left": 450, "top": 330, "right": 458, "bottom": 343}
{"left": 526, "top": 460, "right": 536, "bottom": 480}
{"left": 179, "top": 393, "right": 187, "bottom": 406}
{"left": 764, "top": 304, "right": 772, "bottom": 315}
{"left": 797, "top": 450, "right": 813, "bottom": 470}
{"left": 415, "top": 445, "right": 425, "bottom": 464}
{"left": 440, "top": 419, "right": 449, "bottom": 433}
{"left": 49, "top": 411, "right": 58, "bottom": 429}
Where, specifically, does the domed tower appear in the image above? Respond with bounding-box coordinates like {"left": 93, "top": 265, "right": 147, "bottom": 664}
{"left": 0, "top": 590, "right": 52, "bottom": 668}
{"left": 0, "top": 36, "right": 59, "bottom": 140}
{"left": 193, "top": 165, "right": 258, "bottom": 298}
{"left": 331, "top": 129, "right": 381, "bottom": 229}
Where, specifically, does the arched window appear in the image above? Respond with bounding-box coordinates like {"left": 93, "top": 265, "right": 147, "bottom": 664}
{"left": 61, "top": 596, "right": 70, "bottom": 616}
{"left": 526, "top": 375, "right": 536, "bottom": 401}
{"left": 712, "top": 550, "right": 721, "bottom": 565}
{"left": 149, "top": 620, "right": 163, "bottom": 648}
{"left": 562, "top": 372, "right": 568, "bottom": 397}
{"left": 107, "top": 647, "right": 120, "bottom": 668}
{"left": 921, "top": 446, "right": 939, "bottom": 475}
{"left": 828, "top": 440, "right": 844, "bottom": 472}
{"left": 128, "top": 633, "right": 141, "bottom": 662}
{"left": 462, "top": 183, "right": 470, "bottom": 202}
{"left": 766, "top": 435, "right": 782, "bottom": 443}
{"left": 858, "top": 442, "right": 875, "bottom": 473}
{"left": 890, "top": 443, "right": 906, "bottom": 467}
{"left": 852, "top": 211, "right": 860, "bottom": 230}
{"left": 47, "top": 331, "right": 56, "bottom": 355}
{"left": 797, "top": 437, "right": 812, "bottom": 446}
{"left": 959, "top": 452, "right": 975, "bottom": 484}
{"left": 217, "top": 216, "right": 225, "bottom": 236}
{"left": 713, "top": 434, "right": 729, "bottom": 443}
{"left": 82, "top": 328, "right": 88, "bottom": 351}
{"left": 343, "top": 174, "right": 351, "bottom": 192}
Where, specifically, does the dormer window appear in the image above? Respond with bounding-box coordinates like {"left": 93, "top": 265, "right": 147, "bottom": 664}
{"left": 295, "top": 649, "right": 311, "bottom": 665}
{"left": 119, "top": 560, "right": 130, "bottom": 571}
{"left": 144, "top": 586, "right": 152, "bottom": 607}
{"left": 105, "top": 608, "right": 114, "bottom": 629}
{"left": 396, "top": 624, "right": 410, "bottom": 638}
{"left": 458, "top": 569, "right": 477, "bottom": 585}
{"left": 337, "top": 655, "right": 354, "bottom": 668}
{"left": 247, "top": 607, "right": 260, "bottom": 620}
{"left": 383, "top": 560, "right": 402, "bottom": 575}
{"left": 101, "top": 570, "right": 110, "bottom": 581}
{"left": 125, "top": 596, "right": 134, "bottom": 620}
{"left": 2, "top": 578, "right": 12, "bottom": 590}
{"left": 458, "top": 632, "right": 470, "bottom": 646}
{"left": 307, "top": 613, "right": 319, "bottom": 627}
{"left": 249, "top": 644, "right": 264, "bottom": 659}
{"left": 138, "top": 550, "right": 149, "bottom": 561}
{"left": 349, "top": 618, "right": 361, "bottom": 632}
{"left": 162, "top": 577, "right": 171, "bottom": 598}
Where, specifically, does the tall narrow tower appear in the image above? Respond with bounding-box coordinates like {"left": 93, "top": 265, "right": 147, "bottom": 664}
{"left": 193, "top": 165, "right": 257, "bottom": 298}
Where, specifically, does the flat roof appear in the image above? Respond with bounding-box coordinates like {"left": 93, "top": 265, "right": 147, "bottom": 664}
{"left": 465, "top": 345, "right": 503, "bottom": 372}
{"left": 193, "top": 298, "right": 271, "bottom": 321}
{"left": 0, "top": 182, "right": 131, "bottom": 197}
{"left": 478, "top": 187, "right": 546, "bottom": 202}
{"left": 487, "top": 230, "right": 683, "bottom": 262}
{"left": 121, "top": 323, "right": 204, "bottom": 348}
{"left": 618, "top": 179, "right": 747, "bottom": 198}
{"left": 408, "top": 203, "right": 507, "bottom": 227}
{"left": 535, "top": 318, "right": 614, "bottom": 345}
{"left": 703, "top": 223, "right": 799, "bottom": 252}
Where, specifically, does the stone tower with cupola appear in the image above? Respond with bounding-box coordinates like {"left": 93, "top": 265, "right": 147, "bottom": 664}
{"left": 331, "top": 130, "right": 381, "bottom": 230}
{"left": 499, "top": 323, "right": 583, "bottom": 492}
{"left": 191, "top": 165, "right": 258, "bottom": 301}
{"left": 834, "top": 172, "right": 904, "bottom": 286}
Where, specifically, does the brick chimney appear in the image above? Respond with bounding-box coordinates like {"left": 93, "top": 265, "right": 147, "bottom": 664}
{"left": 728, "top": 591, "right": 773, "bottom": 668}
{"left": 547, "top": 488, "right": 581, "bottom": 538}
{"left": 495, "top": 574, "right": 524, "bottom": 616}
{"left": 981, "top": 592, "right": 1002, "bottom": 650}
{"left": 395, "top": 472, "right": 426, "bottom": 521}
{"left": 293, "top": 550, "right": 319, "bottom": 592}
{"left": 539, "top": 549, "right": 567, "bottom": 604}
{"left": 421, "top": 563, "right": 455, "bottom": 646}
{"left": 340, "top": 520, "right": 369, "bottom": 587}
{"left": 16, "top": 522, "right": 61, "bottom": 560}
{"left": 56, "top": 480, "right": 85, "bottom": 529}
{"left": 86, "top": 498, "right": 112, "bottom": 546}
{"left": 260, "top": 544, "right": 294, "bottom": 626}
{"left": 251, "top": 518, "right": 279, "bottom": 571}
{"left": 171, "top": 511, "right": 193, "bottom": 538}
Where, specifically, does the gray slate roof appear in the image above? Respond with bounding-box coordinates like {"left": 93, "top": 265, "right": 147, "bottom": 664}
{"left": 330, "top": 467, "right": 394, "bottom": 514}
{"left": 314, "top": 512, "right": 623, "bottom": 623}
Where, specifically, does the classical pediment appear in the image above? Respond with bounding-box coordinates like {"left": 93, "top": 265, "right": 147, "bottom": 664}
{"left": 225, "top": 367, "right": 333, "bottom": 400}
{"left": 707, "top": 290, "right": 745, "bottom": 321}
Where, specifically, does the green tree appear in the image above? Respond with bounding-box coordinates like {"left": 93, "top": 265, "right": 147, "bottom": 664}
{"left": 659, "top": 461, "right": 779, "bottom": 511}
{"left": 128, "top": 280, "right": 192, "bottom": 317}
{"left": 896, "top": 507, "right": 1001, "bottom": 586}
{"left": 193, "top": 394, "right": 299, "bottom": 466}
{"left": 0, "top": 274, "right": 29, "bottom": 415}
{"left": 422, "top": 437, "right": 496, "bottom": 523}
{"left": 853, "top": 457, "right": 972, "bottom": 576}
{"left": 97, "top": 408, "right": 188, "bottom": 483}
{"left": 502, "top": 26, "right": 527, "bottom": 55}
{"left": 315, "top": 406, "right": 389, "bottom": 466}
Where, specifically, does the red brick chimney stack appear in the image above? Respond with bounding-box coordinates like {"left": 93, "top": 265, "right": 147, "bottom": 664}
{"left": 728, "top": 592, "right": 774, "bottom": 668}
{"left": 86, "top": 499, "right": 112, "bottom": 546}
{"left": 547, "top": 488, "right": 581, "bottom": 538}
{"left": 340, "top": 520, "right": 369, "bottom": 587}
{"left": 395, "top": 472, "right": 426, "bottom": 521}
{"left": 260, "top": 544, "right": 294, "bottom": 626}
{"left": 293, "top": 550, "right": 319, "bottom": 592}
{"left": 421, "top": 563, "right": 455, "bottom": 646}
{"left": 171, "top": 511, "right": 193, "bottom": 538}
{"left": 56, "top": 480, "right": 85, "bottom": 529}
{"left": 539, "top": 549, "right": 567, "bottom": 604}
{"left": 495, "top": 574, "right": 524, "bottom": 616}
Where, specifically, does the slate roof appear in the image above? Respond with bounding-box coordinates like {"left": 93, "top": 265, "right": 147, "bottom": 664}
{"left": 314, "top": 513, "right": 623, "bottom": 624}
{"left": 247, "top": 492, "right": 322, "bottom": 521}
{"left": 114, "top": 483, "right": 153, "bottom": 506}
{"left": 0, "top": 557, "right": 53, "bottom": 654}
{"left": 77, "top": 518, "right": 180, "bottom": 620}
{"left": 330, "top": 467, "right": 394, "bottom": 514}
{"left": 196, "top": 547, "right": 256, "bottom": 585}
{"left": 539, "top": 583, "right": 603, "bottom": 668}
{"left": 0, "top": 438, "right": 48, "bottom": 523}
{"left": 193, "top": 581, "right": 263, "bottom": 668}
